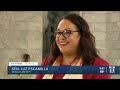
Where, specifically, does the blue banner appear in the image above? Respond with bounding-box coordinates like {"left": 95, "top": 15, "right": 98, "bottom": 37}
{"left": 8, "top": 66, "right": 120, "bottom": 74}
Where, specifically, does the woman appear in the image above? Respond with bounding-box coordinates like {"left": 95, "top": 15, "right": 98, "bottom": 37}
{"left": 36, "top": 13, "right": 110, "bottom": 79}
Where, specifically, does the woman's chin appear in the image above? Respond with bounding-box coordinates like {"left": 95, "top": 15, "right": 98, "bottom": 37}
{"left": 60, "top": 50, "right": 69, "bottom": 54}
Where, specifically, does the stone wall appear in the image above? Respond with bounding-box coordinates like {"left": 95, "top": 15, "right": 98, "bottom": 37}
{"left": 0, "top": 11, "right": 43, "bottom": 79}
{"left": 81, "top": 11, "right": 120, "bottom": 79}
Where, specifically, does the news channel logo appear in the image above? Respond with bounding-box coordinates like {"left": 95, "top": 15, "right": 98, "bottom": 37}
{"left": 99, "top": 66, "right": 115, "bottom": 74}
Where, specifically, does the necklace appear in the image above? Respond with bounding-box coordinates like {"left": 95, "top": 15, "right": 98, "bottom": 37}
{"left": 62, "top": 56, "right": 78, "bottom": 65}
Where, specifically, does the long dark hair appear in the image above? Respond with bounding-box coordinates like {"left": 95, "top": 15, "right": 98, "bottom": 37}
{"left": 48, "top": 13, "right": 99, "bottom": 66}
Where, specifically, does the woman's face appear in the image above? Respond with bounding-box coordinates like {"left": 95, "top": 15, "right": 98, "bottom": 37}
{"left": 55, "top": 19, "right": 80, "bottom": 55}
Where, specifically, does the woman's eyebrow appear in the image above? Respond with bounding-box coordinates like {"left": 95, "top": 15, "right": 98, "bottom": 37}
{"left": 65, "top": 28, "right": 72, "bottom": 30}
{"left": 57, "top": 28, "right": 72, "bottom": 31}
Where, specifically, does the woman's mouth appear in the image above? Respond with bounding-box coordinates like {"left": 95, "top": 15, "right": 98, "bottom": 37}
{"left": 59, "top": 42, "right": 69, "bottom": 46}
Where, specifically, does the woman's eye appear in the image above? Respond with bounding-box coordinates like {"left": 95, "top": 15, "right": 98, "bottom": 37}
{"left": 57, "top": 32, "right": 61, "bottom": 34}
{"left": 65, "top": 31, "right": 71, "bottom": 34}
